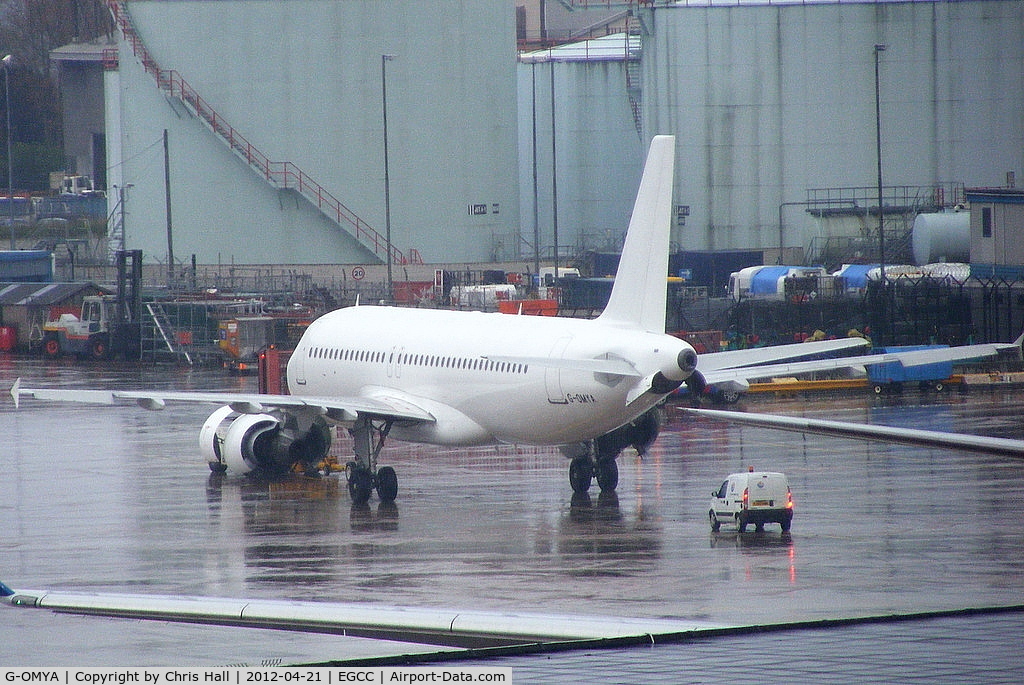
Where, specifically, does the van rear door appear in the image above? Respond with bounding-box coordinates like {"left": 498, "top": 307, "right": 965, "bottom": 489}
{"left": 747, "top": 473, "right": 788, "bottom": 509}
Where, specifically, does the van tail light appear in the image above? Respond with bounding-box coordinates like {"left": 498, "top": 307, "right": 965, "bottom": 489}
{"left": 786, "top": 487, "right": 794, "bottom": 510}
{"left": 742, "top": 487, "right": 749, "bottom": 510}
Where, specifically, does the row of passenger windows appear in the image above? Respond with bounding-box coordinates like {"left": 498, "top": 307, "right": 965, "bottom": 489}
{"left": 307, "top": 345, "right": 529, "bottom": 374}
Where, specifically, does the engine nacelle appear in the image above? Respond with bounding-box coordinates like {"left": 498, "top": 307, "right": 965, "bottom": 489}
{"left": 199, "top": 405, "right": 332, "bottom": 476}
{"left": 222, "top": 412, "right": 282, "bottom": 474}
{"left": 595, "top": 407, "right": 664, "bottom": 460}
{"left": 200, "top": 405, "right": 236, "bottom": 468}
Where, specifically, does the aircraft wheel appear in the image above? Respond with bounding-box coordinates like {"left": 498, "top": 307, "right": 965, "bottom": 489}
{"left": 595, "top": 459, "right": 619, "bottom": 491}
{"left": 568, "top": 456, "right": 593, "bottom": 493}
{"left": 347, "top": 466, "right": 373, "bottom": 505}
{"left": 376, "top": 466, "right": 398, "bottom": 502}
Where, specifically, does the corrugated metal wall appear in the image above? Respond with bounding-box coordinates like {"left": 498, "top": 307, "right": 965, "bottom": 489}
{"left": 516, "top": 58, "right": 644, "bottom": 261}
{"left": 109, "top": 0, "right": 518, "bottom": 265}
{"left": 643, "top": 0, "right": 1024, "bottom": 256}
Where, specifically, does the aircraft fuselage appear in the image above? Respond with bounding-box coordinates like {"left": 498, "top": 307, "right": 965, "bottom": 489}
{"left": 287, "top": 305, "right": 693, "bottom": 447}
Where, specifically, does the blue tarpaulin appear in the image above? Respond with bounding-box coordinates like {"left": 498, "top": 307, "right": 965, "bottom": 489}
{"left": 836, "top": 264, "right": 879, "bottom": 289}
{"left": 748, "top": 266, "right": 791, "bottom": 295}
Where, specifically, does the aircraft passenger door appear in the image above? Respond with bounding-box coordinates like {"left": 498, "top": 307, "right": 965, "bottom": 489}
{"left": 546, "top": 336, "right": 572, "bottom": 404}
{"left": 292, "top": 345, "right": 307, "bottom": 386}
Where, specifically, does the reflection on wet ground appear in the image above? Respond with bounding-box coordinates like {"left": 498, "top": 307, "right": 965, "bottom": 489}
{"left": 2, "top": 357, "right": 1024, "bottom": 663}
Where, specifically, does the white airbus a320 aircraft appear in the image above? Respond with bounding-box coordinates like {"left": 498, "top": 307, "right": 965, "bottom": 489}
{"left": 12, "top": 134, "right": 1013, "bottom": 504}
{"left": 12, "top": 135, "right": 703, "bottom": 503}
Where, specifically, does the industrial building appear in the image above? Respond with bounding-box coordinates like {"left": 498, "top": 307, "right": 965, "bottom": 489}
{"left": 45, "top": 0, "right": 1024, "bottom": 272}
{"left": 966, "top": 188, "right": 1024, "bottom": 274}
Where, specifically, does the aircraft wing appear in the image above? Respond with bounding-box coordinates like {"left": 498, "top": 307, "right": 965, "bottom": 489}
{"left": 3, "top": 586, "right": 716, "bottom": 647}
{"left": 9, "top": 378, "right": 436, "bottom": 423}
{"left": 680, "top": 407, "right": 1024, "bottom": 458}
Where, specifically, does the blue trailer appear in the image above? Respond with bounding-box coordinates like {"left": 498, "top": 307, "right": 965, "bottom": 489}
{"left": 0, "top": 250, "right": 54, "bottom": 282}
{"left": 868, "top": 346, "right": 953, "bottom": 393}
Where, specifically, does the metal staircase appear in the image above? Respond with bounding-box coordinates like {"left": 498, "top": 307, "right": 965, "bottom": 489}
{"left": 624, "top": 33, "right": 643, "bottom": 139}
{"left": 145, "top": 302, "right": 192, "bottom": 365}
{"left": 104, "top": 0, "right": 419, "bottom": 265}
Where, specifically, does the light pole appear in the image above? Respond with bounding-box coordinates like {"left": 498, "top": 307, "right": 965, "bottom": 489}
{"left": 2, "top": 54, "right": 13, "bottom": 250}
{"left": 381, "top": 54, "right": 396, "bottom": 302}
{"left": 874, "top": 44, "right": 887, "bottom": 342}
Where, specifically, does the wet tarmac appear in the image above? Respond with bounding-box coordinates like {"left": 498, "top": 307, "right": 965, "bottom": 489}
{"left": 3, "top": 356, "right": 1024, "bottom": 672}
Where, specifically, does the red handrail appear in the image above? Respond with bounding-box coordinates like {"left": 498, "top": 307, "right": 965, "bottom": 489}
{"left": 105, "top": 0, "right": 408, "bottom": 265}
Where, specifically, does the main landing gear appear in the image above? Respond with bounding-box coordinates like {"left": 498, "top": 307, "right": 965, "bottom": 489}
{"left": 569, "top": 455, "right": 619, "bottom": 494}
{"left": 347, "top": 416, "right": 398, "bottom": 505}
{"left": 567, "top": 407, "right": 664, "bottom": 494}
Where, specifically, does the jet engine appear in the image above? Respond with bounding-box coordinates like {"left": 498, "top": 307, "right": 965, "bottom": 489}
{"left": 199, "top": 405, "right": 331, "bottom": 476}
{"left": 595, "top": 406, "right": 665, "bottom": 460}
{"left": 684, "top": 369, "right": 707, "bottom": 397}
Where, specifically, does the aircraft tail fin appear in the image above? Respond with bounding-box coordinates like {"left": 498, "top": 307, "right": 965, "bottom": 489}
{"left": 597, "top": 135, "right": 676, "bottom": 332}
{"left": 1013, "top": 329, "right": 1024, "bottom": 351}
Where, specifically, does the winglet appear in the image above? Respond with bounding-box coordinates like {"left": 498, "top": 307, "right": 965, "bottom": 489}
{"left": 597, "top": 135, "right": 676, "bottom": 332}
{"left": 10, "top": 377, "right": 20, "bottom": 409}
{"left": 0, "top": 581, "right": 14, "bottom": 597}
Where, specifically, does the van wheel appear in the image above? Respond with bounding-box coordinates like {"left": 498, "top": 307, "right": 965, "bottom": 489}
{"left": 709, "top": 511, "right": 720, "bottom": 532}
{"left": 737, "top": 516, "right": 747, "bottom": 533}
{"left": 781, "top": 520, "right": 792, "bottom": 533}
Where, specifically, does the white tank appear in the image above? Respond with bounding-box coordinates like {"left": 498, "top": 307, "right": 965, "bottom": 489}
{"left": 912, "top": 212, "right": 970, "bottom": 265}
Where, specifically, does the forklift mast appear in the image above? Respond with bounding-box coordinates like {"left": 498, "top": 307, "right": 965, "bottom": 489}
{"left": 116, "top": 249, "right": 143, "bottom": 325}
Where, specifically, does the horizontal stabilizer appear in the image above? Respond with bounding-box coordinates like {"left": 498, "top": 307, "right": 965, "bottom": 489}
{"left": 697, "top": 338, "right": 870, "bottom": 373}
{"left": 698, "top": 340, "right": 1009, "bottom": 387}
{"left": 876, "top": 343, "right": 1007, "bottom": 367}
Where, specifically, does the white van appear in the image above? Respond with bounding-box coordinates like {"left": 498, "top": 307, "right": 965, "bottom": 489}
{"left": 709, "top": 468, "right": 793, "bottom": 533}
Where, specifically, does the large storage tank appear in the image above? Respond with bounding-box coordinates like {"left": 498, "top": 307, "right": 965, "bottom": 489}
{"left": 643, "top": 1, "right": 1024, "bottom": 255}
{"left": 108, "top": 0, "right": 518, "bottom": 265}
{"left": 912, "top": 212, "right": 970, "bottom": 265}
